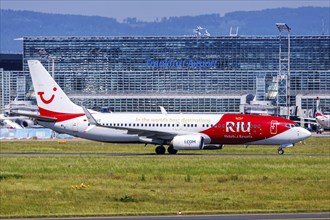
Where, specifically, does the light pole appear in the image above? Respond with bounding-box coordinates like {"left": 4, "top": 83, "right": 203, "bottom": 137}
{"left": 48, "top": 56, "right": 60, "bottom": 79}
{"left": 276, "top": 23, "right": 291, "bottom": 118}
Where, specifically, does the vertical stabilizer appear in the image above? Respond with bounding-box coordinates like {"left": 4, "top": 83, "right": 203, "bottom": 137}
{"left": 28, "top": 60, "right": 83, "bottom": 118}
{"left": 315, "top": 97, "right": 323, "bottom": 117}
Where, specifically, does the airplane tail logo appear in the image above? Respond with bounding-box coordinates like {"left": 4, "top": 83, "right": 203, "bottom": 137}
{"left": 28, "top": 60, "right": 83, "bottom": 117}
{"left": 37, "top": 87, "right": 57, "bottom": 104}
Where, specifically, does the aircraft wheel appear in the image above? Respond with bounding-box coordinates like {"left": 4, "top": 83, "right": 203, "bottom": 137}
{"left": 168, "top": 145, "right": 178, "bottom": 155}
{"left": 278, "top": 149, "right": 284, "bottom": 155}
{"left": 155, "top": 145, "right": 166, "bottom": 155}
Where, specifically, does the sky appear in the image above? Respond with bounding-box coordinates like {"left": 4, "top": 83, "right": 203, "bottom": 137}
{"left": 1, "top": 0, "right": 329, "bottom": 22}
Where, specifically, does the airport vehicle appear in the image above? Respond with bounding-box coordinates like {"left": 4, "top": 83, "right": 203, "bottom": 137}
{"left": 21, "top": 60, "right": 311, "bottom": 155}
{"left": 315, "top": 97, "right": 330, "bottom": 131}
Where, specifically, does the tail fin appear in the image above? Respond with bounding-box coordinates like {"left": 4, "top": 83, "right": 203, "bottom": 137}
{"left": 28, "top": 60, "right": 83, "bottom": 119}
{"left": 315, "top": 97, "right": 323, "bottom": 117}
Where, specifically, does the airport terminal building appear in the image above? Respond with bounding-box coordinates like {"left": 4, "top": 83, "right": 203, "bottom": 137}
{"left": 1, "top": 35, "right": 330, "bottom": 114}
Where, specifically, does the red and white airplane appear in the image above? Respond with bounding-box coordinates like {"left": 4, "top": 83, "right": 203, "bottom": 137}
{"left": 315, "top": 97, "right": 330, "bottom": 130}
{"left": 24, "top": 60, "right": 311, "bottom": 155}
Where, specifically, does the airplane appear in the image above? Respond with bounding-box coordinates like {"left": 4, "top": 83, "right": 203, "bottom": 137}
{"left": 1, "top": 100, "right": 38, "bottom": 129}
{"left": 0, "top": 114, "right": 23, "bottom": 129}
{"left": 20, "top": 60, "right": 311, "bottom": 155}
{"left": 0, "top": 113, "right": 36, "bottom": 129}
{"left": 315, "top": 97, "right": 330, "bottom": 131}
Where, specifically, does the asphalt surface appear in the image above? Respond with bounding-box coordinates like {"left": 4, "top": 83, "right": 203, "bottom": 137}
{"left": 1, "top": 152, "right": 329, "bottom": 157}
{"left": 10, "top": 212, "right": 330, "bottom": 220}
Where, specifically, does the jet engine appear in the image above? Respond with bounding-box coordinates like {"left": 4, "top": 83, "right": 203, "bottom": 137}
{"left": 172, "top": 135, "right": 204, "bottom": 150}
{"left": 18, "top": 119, "right": 34, "bottom": 128}
{"left": 203, "top": 144, "right": 224, "bottom": 150}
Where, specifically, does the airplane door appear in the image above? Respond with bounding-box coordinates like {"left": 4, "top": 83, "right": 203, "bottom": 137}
{"left": 270, "top": 120, "right": 278, "bottom": 134}
{"left": 72, "top": 119, "right": 79, "bottom": 133}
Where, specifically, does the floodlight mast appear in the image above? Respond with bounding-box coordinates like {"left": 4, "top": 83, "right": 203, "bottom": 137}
{"left": 276, "top": 23, "right": 291, "bottom": 32}
{"left": 276, "top": 23, "right": 291, "bottom": 118}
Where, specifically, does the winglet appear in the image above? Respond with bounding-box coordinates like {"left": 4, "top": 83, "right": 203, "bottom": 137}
{"left": 82, "top": 106, "right": 98, "bottom": 125}
{"left": 159, "top": 106, "right": 168, "bottom": 114}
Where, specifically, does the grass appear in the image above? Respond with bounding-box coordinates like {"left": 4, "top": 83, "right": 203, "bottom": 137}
{"left": 0, "top": 137, "right": 329, "bottom": 154}
{"left": 0, "top": 138, "right": 329, "bottom": 217}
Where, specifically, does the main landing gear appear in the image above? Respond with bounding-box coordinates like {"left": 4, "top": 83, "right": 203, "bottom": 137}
{"left": 167, "top": 145, "right": 178, "bottom": 155}
{"left": 155, "top": 145, "right": 178, "bottom": 155}
{"left": 155, "top": 145, "right": 166, "bottom": 154}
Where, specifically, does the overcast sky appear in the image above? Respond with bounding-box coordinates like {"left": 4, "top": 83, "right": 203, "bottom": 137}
{"left": 1, "top": 0, "right": 329, "bottom": 22}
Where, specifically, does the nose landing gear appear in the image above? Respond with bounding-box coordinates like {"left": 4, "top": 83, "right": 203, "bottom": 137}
{"left": 278, "top": 148, "right": 284, "bottom": 155}
{"left": 277, "top": 143, "right": 294, "bottom": 155}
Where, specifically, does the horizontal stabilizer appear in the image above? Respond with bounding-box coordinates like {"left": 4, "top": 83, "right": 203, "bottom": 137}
{"left": 10, "top": 112, "right": 57, "bottom": 122}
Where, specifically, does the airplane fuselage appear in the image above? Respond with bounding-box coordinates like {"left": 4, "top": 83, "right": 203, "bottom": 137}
{"left": 316, "top": 115, "right": 330, "bottom": 129}
{"left": 38, "top": 112, "right": 309, "bottom": 146}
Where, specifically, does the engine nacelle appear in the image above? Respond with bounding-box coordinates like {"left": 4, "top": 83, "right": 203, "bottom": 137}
{"left": 203, "top": 144, "right": 224, "bottom": 150}
{"left": 172, "top": 135, "right": 204, "bottom": 150}
{"left": 19, "top": 119, "right": 34, "bottom": 128}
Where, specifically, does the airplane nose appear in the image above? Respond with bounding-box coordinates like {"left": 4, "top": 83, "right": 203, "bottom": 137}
{"left": 298, "top": 127, "right": 311, "bottom": 140}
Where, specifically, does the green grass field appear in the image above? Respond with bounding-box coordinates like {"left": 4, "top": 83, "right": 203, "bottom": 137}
{"left": 0, "top": 138, "right": 329, "bottom": 217}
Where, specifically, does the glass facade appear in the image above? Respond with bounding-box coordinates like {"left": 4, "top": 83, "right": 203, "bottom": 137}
{"left": 16, "top": 36, "right": 330, "bottom": 112}
{"left": 0, "top": 69, "right": 31, "bottom": 109}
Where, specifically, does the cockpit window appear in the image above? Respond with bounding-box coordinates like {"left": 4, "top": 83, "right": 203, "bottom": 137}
{"left": 286, "top": 123, "right": 300, "bottom": 128}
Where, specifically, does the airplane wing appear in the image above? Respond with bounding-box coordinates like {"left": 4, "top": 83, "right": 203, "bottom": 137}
{"left": 82, "top": 106, "right": 178, "bottom": 141}
{"left": 297, "top": 116, "right": 317, "bottom": 121}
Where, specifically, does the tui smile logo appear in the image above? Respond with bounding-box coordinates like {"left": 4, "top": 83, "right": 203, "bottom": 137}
{"left": 38, "top": 87, "right": 57, "bottom": 104}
